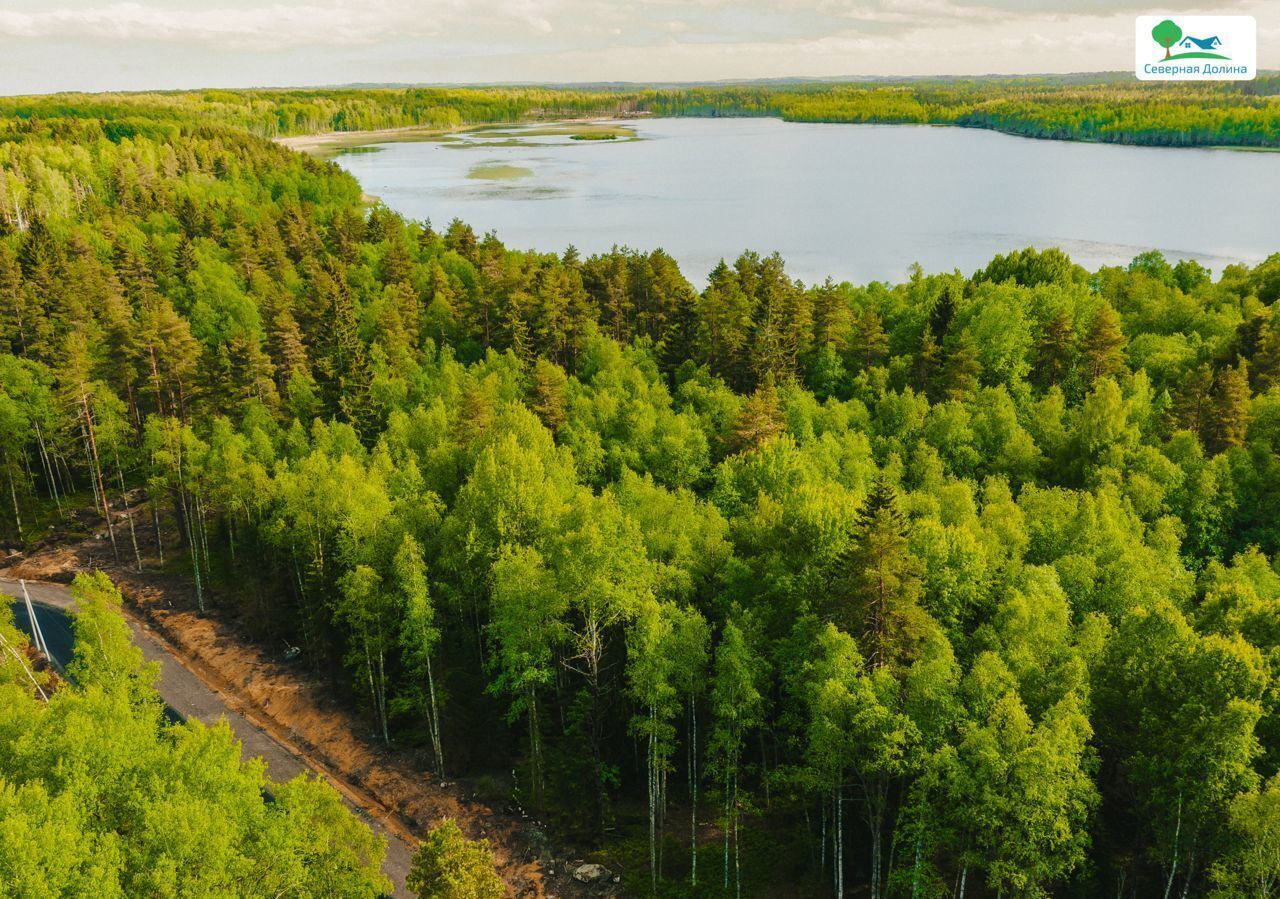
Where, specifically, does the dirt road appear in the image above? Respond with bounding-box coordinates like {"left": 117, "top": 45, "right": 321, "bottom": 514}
{"left": 0, "top": 576, "right": 417, "bottom": 899}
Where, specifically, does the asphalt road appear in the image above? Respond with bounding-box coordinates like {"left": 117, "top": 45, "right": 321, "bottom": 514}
{"left": 1, "top": 577, "right": 415, "bottom": 898}
{"left": 7, "top": 588, "right": 74, "bottom": 672}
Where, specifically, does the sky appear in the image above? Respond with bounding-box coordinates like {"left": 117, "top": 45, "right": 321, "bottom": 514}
{"left": 0, "top": 0, "right": 1275, "bottom": 94}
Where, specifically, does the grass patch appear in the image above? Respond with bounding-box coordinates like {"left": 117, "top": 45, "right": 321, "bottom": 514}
{"left": 460, "top": 123, "right": 637, "bottom": 144}
{"left": 1208, "top": 145, "right": 1280, "bottom": 153}
{"left": 516, "top": 123, "right": 635, "bottom": 139}
{"left": 467, "top": 163, "right": 534, "bottom": 181}
{"left": 444, "top": 139, "right": 529, "bottom": 150}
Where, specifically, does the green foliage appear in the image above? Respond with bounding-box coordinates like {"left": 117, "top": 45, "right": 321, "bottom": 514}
{"left": 0, "top": 578, "right": 390, "bottom": 898}
{"left": 646, "top": 77, "right": 1280, "bottom": 149}
{"left": 406, "top": 819, "right": 504, "bottom": 899}
{"left": 66, "top": 571, "right": 159, "bottom": 696}
{"left": 4, "top": 87, "right": 1280, "bottom": 898}
{"left": 1210, "top": 775, "right": 1280, "bottom": 898}
{"left": 1153, "top": 20, "right": 1184, "bottom": 56}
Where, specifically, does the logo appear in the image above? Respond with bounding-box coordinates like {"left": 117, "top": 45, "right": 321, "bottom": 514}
{"left": 1136, "top": 16, "right": 1256, "bottom": 80}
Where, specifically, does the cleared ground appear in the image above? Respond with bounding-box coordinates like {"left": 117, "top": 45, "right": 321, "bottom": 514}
{"left": 1, "top": 576, "right": 417, "bottom": 899}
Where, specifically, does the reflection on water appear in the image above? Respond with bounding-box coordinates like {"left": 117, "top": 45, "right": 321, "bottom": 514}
{"left": 335, "top": 117, "right": 1280, "bottom": 285}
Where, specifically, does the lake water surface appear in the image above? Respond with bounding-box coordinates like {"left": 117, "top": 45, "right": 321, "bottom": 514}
{"left": 334, "top": 117, "right": 1280, "bottom": 285}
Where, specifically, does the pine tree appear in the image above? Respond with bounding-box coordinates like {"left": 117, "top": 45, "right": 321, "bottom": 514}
{"left": 701, "top": 262, "right": 754, "bottom": 390}
{"left": 1082, "top": 304, "right": 1127, "bottom": 382}
{"left": 505, "top": 292, "right": 533, "bottom": 366}
{"left": 423, "top": 263, "right": 458, "bottom": 348}
{"left": 1211, "top": 359, "right": 1251, "bottom": 453}
{"left": 316, "top": 266, "right": 374, "bottom": 438}
{"left": 848, "top": 308, "right": 889, "bottom": 371}
{"left": 380, "top": 236, "right": 414, "bottom": 287}
{"left": 810, "top": 279, "right": 852, "bottom": 352}
{"left": 112, "top": 241, "right": 157, "bottom": 303}
{"left": 443, "top": 218, "right": 478, "bottom": 263}
{"left": 529, "top": 359, "right": 568, "bottom": 432}
{"left": 913, "top": 331, "right": 942, "bottom": 394}
{"left": 136, "top": 296, "right": 199, "bottom": 420}
{"left": 1171, "top": 363, "right": 1214, "bottom": 441}
{"left": 1253, "top": 321, "right": 1280, "bottom": 392}
{"left": 941, "top": 331, "right": 982, "bottom": 401}
{"left": 1034, "top": 310, "right": 1075, "bottom": 387}
{"left": 268, "top": 306, "right": 313, "bottom": 390}
{"left": 728, "top": 375, "right": 785, "bottom": 454}
{"left": 328, "top": 207, "right": 367, "bottom": 263}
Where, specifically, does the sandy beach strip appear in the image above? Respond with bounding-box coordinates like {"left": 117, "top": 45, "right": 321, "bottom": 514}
{"left": 275, "top": 114, "right": 647, "bottom": 155}
{"left": 275, "top": 124, "right": 458, "bottom": 155}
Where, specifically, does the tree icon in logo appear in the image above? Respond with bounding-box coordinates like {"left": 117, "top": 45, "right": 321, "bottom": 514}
{"left": 1152, "top": 19, "right": 1183, "bottom": 59}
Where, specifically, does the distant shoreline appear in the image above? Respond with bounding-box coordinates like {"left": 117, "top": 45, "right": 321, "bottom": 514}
{"left": 277, "top": 113, "right": 647, "bottom": 155}
{"left": 279, "top": 114, "right": 1279, "bottom": 159}
{"left": 276, "top": 124, "right": 457, "bottom": 154}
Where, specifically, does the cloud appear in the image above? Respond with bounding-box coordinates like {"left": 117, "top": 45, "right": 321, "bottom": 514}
{"left": 0, "top": 0, "right": 1273, "bottom": 92}
{"left": 0, "top": 2, "right": 408, "bottom": 48}
{"left": 1, "top": 0, "right": 1229, "bottom": 52}
{"left": 0, "top": 0, "right": 1256, "bottom": 55}
{"left": 950, "top": 0, "right": 1237, "bottom": 12}
{"left": 0, "top": 0, "right": 581, "bottom": 49}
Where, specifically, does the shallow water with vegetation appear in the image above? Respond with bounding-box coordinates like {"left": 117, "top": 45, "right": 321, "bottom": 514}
{"left": 335, "top": 116, "right": 1280, "bottom": 284}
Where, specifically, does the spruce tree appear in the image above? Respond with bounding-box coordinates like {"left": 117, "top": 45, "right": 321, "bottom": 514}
{"left": 835, "top": 476, "right": 922, "bottom": 671}
{"left": 928, "top": 283, "right": 958, "bottom": 343}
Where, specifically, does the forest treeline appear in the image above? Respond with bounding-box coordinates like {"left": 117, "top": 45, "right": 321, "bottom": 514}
{"left": 3, "top": 73, "right": 1279, "bottom": 148}
{"left": 5, "top": 98, "right": 1280, "bottom": 898}
{"left": 646, "top": 76, "right": 1280, "bottom": 147}
{"left": 0, "top": 573, "right": 390, "bottom": 897}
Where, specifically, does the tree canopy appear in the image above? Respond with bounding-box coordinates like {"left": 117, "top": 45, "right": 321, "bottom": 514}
{"left": 3, "top": 87, "right": 1280, "bottom": 898}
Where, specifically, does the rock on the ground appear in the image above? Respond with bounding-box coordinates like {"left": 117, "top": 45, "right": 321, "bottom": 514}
{"left": 572, "top": 863, "right": 612, "bottom": 884}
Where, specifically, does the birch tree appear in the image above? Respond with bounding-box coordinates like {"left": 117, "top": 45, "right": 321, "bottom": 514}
{"left": 397, "top": 534, "right": 445, "bottom": 777}
{"left": 709, "top": 619, "right": 764, "bottom": 899}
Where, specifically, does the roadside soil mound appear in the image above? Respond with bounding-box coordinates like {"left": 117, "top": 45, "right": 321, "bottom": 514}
{"left": 6, "top": 516, "right": 621, "bottom": 899}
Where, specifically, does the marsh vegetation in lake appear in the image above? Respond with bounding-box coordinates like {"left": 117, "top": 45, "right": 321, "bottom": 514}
{"left": 334, "top": 116, "right": 1280, "bottom": 284}
{"left": 467, "top": 163, "right": 535, "bottom": 181}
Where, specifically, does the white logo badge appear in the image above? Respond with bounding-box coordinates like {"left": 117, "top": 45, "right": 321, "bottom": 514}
{"left": 1135, "top": 16, "right": 1256, "bottom": 81}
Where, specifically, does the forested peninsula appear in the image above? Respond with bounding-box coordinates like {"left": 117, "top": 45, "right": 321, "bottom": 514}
{"left": 5, "top": 75, "right": 1280, "bottom": 149}
{"left": 4, "top": 85, "right": 1280, "bottom": 898}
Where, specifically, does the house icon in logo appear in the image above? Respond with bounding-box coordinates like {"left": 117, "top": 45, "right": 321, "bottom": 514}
{"left": 1180, "top": 35, "right": 1222, "bottom": 50}
{"left": 1151, "top": 20, "right": 1230, "bottom": 60}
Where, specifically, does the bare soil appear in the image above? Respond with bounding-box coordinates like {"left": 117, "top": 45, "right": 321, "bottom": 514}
{"left": 7, "top": 507, "right": 623, "bottom": 899}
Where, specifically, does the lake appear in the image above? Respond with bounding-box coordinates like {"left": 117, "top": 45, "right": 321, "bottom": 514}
{"left": 333, "top": 117, "right": 1280, "bottom": 285}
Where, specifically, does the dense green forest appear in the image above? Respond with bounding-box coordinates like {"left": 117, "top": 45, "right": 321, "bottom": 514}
{"left": 4, "top": 89, "right": 1280, "bottom": 899}
{"left": 3, "top": 73, "right": 1279, "bottom": 148}
{"left": 647, "top": 76, "right": 1280, "bottom": 147}
{"left": 0, "top": 574, "right": 390, "bottom": 897}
